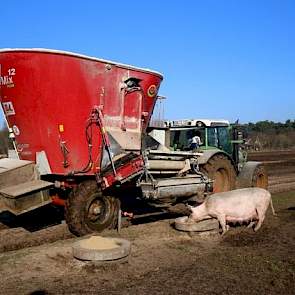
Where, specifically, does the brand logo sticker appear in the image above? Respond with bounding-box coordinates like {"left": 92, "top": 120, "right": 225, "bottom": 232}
{"left": 2, "top": 101, "right": 15, "bottom": 116}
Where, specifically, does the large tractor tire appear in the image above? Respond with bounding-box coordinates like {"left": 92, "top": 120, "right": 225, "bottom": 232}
{"left": 200, "top": 154, "right": 237, "bottom": 193}
{"left": 65, "top": 180, "right": 119, "bottom": 236}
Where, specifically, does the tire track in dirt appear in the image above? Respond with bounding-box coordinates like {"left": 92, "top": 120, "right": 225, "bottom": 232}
{"left": 0, "top": 223, "right": 74, "bottom": 253}
{"left": 249, "top": 150, "right": 295, "bottom": 193}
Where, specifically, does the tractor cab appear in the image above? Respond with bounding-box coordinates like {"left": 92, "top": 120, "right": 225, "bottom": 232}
{"left": 165, "top": 119, "right": 247, "bottom": 171}
{"left": 167, "top": 119, "right": 232, "bottom": 155}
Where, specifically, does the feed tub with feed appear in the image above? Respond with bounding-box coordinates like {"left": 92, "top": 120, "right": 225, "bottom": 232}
{"left": 72, "top": 236, "right": 131, "bottom": 261}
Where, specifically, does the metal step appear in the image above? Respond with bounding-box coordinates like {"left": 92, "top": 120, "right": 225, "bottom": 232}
{"left": 0, "top": 180, "right": 53, "bottom": 198}
{"left": 0, "top": 180, "right": 54, "bottom": 215}
{"left": 0, "top": 158, "right": 38, "bottom": 189}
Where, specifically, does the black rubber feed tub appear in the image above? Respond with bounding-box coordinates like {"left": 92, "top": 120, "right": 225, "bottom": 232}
{"left": 174, "top": 216, "right": 219, "bottom": 232}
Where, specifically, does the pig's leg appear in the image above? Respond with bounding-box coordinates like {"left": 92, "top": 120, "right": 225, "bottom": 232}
{"left": 247, "top": 221, "right": 256, "bottom": 229}
{"left": 247, "top": 215, "right": 258, "bottom": 229}
{"left": 254, "top": 208, "right": 266, "bottom": 232}
{"left": 216, "top": 215, "right": 228, "bottom": 235}
{"left": 254, "top": 220, "right": 263, "bottom": 231}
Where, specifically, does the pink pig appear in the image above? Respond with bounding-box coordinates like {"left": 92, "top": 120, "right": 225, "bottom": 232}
{"left": 188, "top": 188, "right": 276, "bottom": 234}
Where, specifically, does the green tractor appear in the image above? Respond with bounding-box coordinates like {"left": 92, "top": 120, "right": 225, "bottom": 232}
{"left": 149, "top": 118, "right": 268, "bottom": 193}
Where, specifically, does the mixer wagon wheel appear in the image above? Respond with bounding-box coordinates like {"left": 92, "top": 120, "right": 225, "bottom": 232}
{"left": 200, "top": 154, "right": 237, "bottom": 193}
{"left": 65, "top": 180, "right": 119, "bottom": 236}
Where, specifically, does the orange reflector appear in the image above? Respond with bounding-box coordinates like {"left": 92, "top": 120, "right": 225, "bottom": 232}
{"left": 51, "top": 195, "right": 66, "bottom": 206}
{"left": 58, "top": 124, "right": 64, "bottom": 132}
{"left": 147, "top": 84, "right": 157, "bottom": 97}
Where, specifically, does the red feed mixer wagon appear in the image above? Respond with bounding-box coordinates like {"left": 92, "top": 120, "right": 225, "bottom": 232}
{"left": 0, "top": 49, "right": 213, "bottom": 235}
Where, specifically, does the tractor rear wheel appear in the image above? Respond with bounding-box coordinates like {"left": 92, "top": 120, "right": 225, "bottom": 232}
{"left": 236, "top": 162, "right": 268, "bottom": 190}
{"left": 65, "top": 180, "right": 119, "bottom": 236}
{"left": 200, "top": 154, "right": 237, "bottom": 193}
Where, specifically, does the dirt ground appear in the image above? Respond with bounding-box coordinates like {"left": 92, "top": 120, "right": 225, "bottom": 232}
{"left": 249, "top": 150, "right": 295, "bottom": 193}
{"left": 0, "top": 190, "right": 294, "bottom": 295}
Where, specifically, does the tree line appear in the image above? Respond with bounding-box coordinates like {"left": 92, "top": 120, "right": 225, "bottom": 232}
{"left": 243, "top": 119, "right": 295, "bottom": 150}
{"left": 245, "top": 119, "right": 295, "bottom": 133}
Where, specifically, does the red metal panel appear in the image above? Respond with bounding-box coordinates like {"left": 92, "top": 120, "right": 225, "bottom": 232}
{"left": 102, "top": 155, "right": 144, "bottom": 188}
{"left": 0, "top": 49, "right": 163, "bottom": 175}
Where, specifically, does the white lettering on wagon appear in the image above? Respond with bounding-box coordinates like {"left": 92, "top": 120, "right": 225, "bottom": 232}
{"left": 0, "top": 76, "right": 13, "bottom": 86}
{"left": 12, "top": 125, "right": 20, "bottom": 136}
{"left": 17, "top": 143, "right": 30, "bottom": 152}
{"left": 0, "top": 68, "right": 16, "bottom": 87}
{"left": 8, "top": 68, "right": 16, "bottom": 76}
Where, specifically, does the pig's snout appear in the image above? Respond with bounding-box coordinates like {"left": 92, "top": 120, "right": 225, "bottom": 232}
{"left": 188, "top": 209, "right": 200, "bottom": 222}
{"left": 186, "top": 206, "right": 198, "bottom": 223}
{"left": 186, "top": 205, "right": 194, "bottom": 215}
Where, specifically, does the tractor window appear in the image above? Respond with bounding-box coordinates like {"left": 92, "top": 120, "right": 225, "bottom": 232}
{"left": 170, "top": 130, "right": 193, "bottom": 150}
{"left": 217, "top": 127, "right": 232, "bottom": 154}
{"left": 170, "top": 128, "right": 205, "bottom": 150}
{"left": 207, "top": 127, "right": 232, "bottom": 154}
{"left": 207, "top": 128, "right": 218, "bottom": 147}
{"left": 170, "top": 130, "right": 181, "bottom": 149}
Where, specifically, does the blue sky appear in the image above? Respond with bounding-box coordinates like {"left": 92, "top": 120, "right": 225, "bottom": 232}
{"left": 1, "top": 0, "right": 294, "bottom": 125}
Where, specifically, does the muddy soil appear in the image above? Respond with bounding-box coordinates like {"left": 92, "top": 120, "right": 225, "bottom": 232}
{"left": 0, "top": 190, "right": 294, "bottom": 295}
{"left": 248, "top": 150, "right": 295, "bottom": 177}
{"left": 249, "top": 150, "right": 295, "bottom": 193}
{"left": 248, "top": 150, "right": 295, "bottom": 162}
